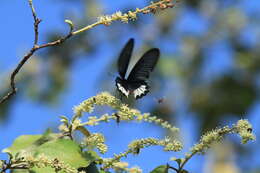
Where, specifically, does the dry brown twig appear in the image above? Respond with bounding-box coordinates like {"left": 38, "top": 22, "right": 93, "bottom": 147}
{"left": 0, "top": 0, "right": 177, "bottom": 104}
{"left": 0, "top": 0, "right": 73, "bottom": 104}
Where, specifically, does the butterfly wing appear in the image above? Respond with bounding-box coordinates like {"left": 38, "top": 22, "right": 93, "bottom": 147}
{"left": 127, "top": 48, "right": 160, "bottom": 82}
{"left": 115, "top": 77, "right": 130, "bottom": 97}
{"left": 131, "top": 81, "right": 150, "bottom": 99}
{"left": 125, "top": 48, "right": 160, "bottom": 99}
{"left": 116, "top": 78, "right": 150, "bottom": 99}
{"left": 117, "top": 38, "right": 134, "bottom": 79}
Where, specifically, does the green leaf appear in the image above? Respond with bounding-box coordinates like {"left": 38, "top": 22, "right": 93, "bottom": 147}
{"left": 171, "top": 158, "right": 183, "bottom": 166}
{"left": 4, "top": 133, "right": 100, "bottom": 173}
{"left": 2, "top": 135, "right": 42, "bottom": 156}
{"left": 150, "top": 165, "right": 168, "bottom": 173}
{"left": 31, "top": 139, "right": 100, "bottom": 173}
{"left": 2, "top": 130, "right": 59, "bottom": 158}
{"left": 11, "top": 169, "right": 30, "bottom": 173}
{"left": 33, "top": 129, "right": 59, "bottom": 146}
{"left": 83, "top": 150, "right": 101, "bottom": 161}
{"left": 60, "top": 115, "right": 69, "bottom": 125}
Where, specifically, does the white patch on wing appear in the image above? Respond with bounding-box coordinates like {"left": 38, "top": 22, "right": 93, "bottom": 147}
{"left": 117, "top": 83, "right": 129, "bottom": 97}
{"left": 134, "top": 85, "right": 147, "bottom": 98}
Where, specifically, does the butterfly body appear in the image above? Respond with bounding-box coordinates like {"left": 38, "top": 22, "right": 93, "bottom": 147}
{"left": 115, "top": 38, "right": 160, "bottom": 99}
{"left": 116, "top": 77, "right": 149, "bottom": 99}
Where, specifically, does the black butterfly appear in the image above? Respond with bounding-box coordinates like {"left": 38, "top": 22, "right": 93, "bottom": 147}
{"left": 115, "top": 38, "right": 160, "bottom": 99}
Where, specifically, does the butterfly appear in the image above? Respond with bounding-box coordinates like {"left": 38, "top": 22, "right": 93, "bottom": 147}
{"left": 115, "top": 38, "right": 160, "bottom": 99}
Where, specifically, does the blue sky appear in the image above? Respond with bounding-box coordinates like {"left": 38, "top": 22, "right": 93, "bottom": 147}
{"left": 1, "top": 0, "right": 259, "bottom": 172}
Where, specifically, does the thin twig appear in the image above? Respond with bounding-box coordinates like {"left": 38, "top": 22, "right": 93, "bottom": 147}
{"left": 29, "top": 0, "right": 41, "bottom": 45}
{"left": 38, "top": 31, "right": 73, "bottom": 49}
{"left": 72, "top": 0, "right": 175, "bottom": 35}
{"left": 167, "top": 165, "right": 179, "bottom": 173}
{"left": 0, "top": 0, "right": 41, "bottom": 104}
{"left": 177, "top": 127, "right": 236, "bottom": 172}
{"left": 1, "top": 159, "right": 29, "bottom": 173}
{"left": 178, "top": 152, "right": 196, "bottom": 172}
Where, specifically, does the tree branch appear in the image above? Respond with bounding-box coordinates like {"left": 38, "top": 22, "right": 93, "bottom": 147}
{"left": 0, "top": 0, "right": 177, "bottom": 105}
{"left": 0, "top": 0, "right": 41, "bottom": 104}
{"left": 0, "top": 0, "right": 73, "bottom": 104}
{"left": 29, "top": 0, "right": 41, "bottom": 45}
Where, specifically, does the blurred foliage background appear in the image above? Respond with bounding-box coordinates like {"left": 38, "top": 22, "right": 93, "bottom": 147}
{"left": 0, "top": 0, "right": 260, "bottom": 172}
